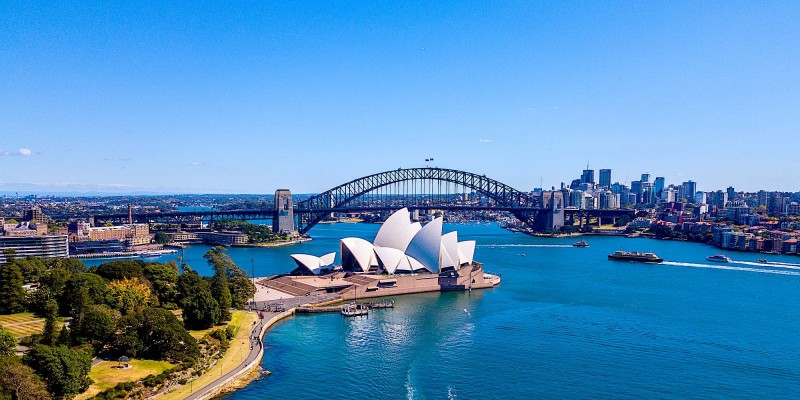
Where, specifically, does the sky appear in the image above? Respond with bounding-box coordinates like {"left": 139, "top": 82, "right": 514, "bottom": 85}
{"left": 1, "top": 1, "right": 798, "bottom": 194}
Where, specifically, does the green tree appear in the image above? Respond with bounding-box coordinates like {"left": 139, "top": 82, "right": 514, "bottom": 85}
{"left": 41, "top": 299, "right": 59, "bottom": 346}
{"left": 143, "top": 262, "right": 179, "bottom": 309}
{"left": 0, "top": 262, "right": 26, "bottom": 314}
{"left": 71, "top": 305, "right": 118, "bottom": 351}
{"left": 228, "top": 275, "right": 255, "bottom": 309}
{"left": 112, "top": 308, "right": 199, "bottom": 363}
{"left": 10, "top": 257, "right": 47, "bottom": 283}
{"left": 205, "top": 248, "right": 235, "bottom": 323}
{"left": 57, "top": 327, "right": 71, "bottom": 347}
{"left": 92, "top": 260, "right": 146, "bottom": 281}
{"left": 23, "top": 345, "right": 92, "bottom": 400}
{"left": 153, "top": 232, "right": 171, "bottom": 244}
{"left": 0, "top": 330, "right": 16, "bottom": 357}
{"left": 182, "top": 285, "right": 220, "bottom": 330}
{"left": 0, "top": 356, "right": 52, "bottom": 400}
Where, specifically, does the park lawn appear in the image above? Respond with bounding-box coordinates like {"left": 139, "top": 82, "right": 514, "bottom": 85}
{"left": 162, "top": 311, "right": 258, "bottom": 400}
{"left": 0, "top": 313, "right": 49, "bottom": 337}
{"left": 187, "top": 309, "right": 247, "bottom": 340}
{"left": 75, "top": 359, "right": 175, "bottom": 400}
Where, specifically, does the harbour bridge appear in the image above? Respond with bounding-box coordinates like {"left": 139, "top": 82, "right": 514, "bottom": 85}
{"left": 86, "top": 167, "right": 634, "bottom": 234}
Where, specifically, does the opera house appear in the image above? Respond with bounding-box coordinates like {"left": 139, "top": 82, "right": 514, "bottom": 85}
{"left": 290, "top": 208, "right": 477, "bottom": 275}
{"left": 273, "top": 208, "right": 500, "bottom": 300}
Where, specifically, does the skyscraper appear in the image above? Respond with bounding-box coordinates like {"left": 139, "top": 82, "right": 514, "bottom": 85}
{"left": 599, "top": 169, "right": 611, "bottom": 188}
{"left": 581, "top": 169, "right": 595, "bottom": 185}
{"left": 654, "top": 177, "right": 665, "bottom": 196}
{"left": 640, "top": 173, "right": 651, "bottom": 183}
{"left": 682, "top": 180, "right": 697, "bottom": 202}
{"left": 727, "top": 187, "right": 736, "bottom": 201}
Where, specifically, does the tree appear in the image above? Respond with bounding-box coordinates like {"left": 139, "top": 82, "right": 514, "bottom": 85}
{"left": 23, "top": 345, "right": 92, "bottom": 400}
{"left": 92, "top": 261, "right": 146, "bottom": 282}
{"left": 41, "top": 299, "right": 59, "bottom": 346}
{"left": 0, "top": 356, "right": 51, "bottom": 400}
{"left": 112, "top": 308, "right": 199, "bottom": 363}
{"left": 0, "top": 262, "right": 26, "bottom": 314}
{"left": 10, "top": 257, "right": 47, "bottom": 283}
{"left": 143, "top": 262, "right": 179, "bottom": 309}
{"left": 228, "top": 276, "right": 255, "bottom": 309}
{"left": 107, "top": 277, "right": 151, "bottom": 315}
{"left": 0, "top": 330, "right": 16, "bottom": 357}
{"left": 71, "top": 305, "right": 118, "bottom": 351}
{"left": 153, "top": 232, "right": 171, "bottom": 244}
{"left": 205, "top": 248, "right": 234, "bottom": 323}
{"left": 182, "top": 286, "right": 220, "bottom": 330}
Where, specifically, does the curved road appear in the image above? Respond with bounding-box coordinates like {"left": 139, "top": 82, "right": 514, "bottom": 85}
{"left": 184, "top": 295, "right": 327, "bottom": 400}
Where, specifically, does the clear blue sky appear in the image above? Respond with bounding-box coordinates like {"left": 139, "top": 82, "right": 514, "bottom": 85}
{"left": 1, "top": 2, "right": 798, "bottom": 194}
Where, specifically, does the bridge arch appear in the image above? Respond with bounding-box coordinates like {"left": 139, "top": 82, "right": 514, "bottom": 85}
{"left": 295, "top": 167, "right": 544, "bottom": 234}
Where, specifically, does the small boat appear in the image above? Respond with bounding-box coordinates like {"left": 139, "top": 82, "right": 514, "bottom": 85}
{"left": 572, "top": 240, "right": 589, "bottom": 248}
{"left": 608, "top": 250, "right": 663, "bottom": 263}
{"left": 758, "top": 259, "right": 768, "bottom": 263}
{"left": 520, "top": 250, "right": 526, "bottom": 257}
{"left": 706, "top": 254, "right": 732, "bottom": 263}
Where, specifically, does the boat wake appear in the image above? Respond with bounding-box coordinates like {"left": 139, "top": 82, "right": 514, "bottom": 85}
{"left": 478, "top": 244, "right": 573, "bottom": 248}
{"left": 662, "top": 261, "right": 800, "bottom": 276}
{"left": 731, "top": 261, "right": 800, "bottom": 271}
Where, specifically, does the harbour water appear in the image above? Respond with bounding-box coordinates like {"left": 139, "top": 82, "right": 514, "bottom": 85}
{"left": 90, "top": 223, "right": 800, "bottom": 399}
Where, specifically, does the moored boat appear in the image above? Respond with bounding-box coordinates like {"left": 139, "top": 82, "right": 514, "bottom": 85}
{"left": 608, "top": 250, "right": 663, "bottom": 263}
{"left": 706, "top": 254, "right": 732, "bottom": 263}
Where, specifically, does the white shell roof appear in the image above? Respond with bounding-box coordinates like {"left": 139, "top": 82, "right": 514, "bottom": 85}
{"left": 373, "top": 246, "right": 405, "bottom": 274}
{"left": 405, "top": 217, "right": 442, "bottom": 273}
{"left": 340, "top": 237, "right": 374, "bottom": 272}
{"left": 290, "top": 252, "right": 336, "bottom": 275}
{"left": 440, "top": 231, "right": 459, "bottom": 269}
{"left": 373, "top": 208, "right": 421, "bottom": 252}
{"left": 457, "top": 241, "right": 476, "bottom": 265}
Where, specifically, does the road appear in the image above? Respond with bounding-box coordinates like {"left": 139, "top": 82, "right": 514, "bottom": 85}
{"left": 184, "top": 295, "right": 335, "bottom": 400}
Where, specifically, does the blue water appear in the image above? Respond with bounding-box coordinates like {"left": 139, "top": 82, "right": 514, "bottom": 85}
{"left": 94, "top": 223, "right": 800, "bottom": 398}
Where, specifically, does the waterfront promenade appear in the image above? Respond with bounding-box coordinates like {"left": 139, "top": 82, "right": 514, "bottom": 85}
{"left": 180, "top": 295, "right": 328, "bottom": 400}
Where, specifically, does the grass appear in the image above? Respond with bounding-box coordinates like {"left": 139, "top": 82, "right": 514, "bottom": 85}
{"left": 0, "top": 313, "right": 46, "bottom": 337}
{"left": 186, "top": 309, "right": 246, "bottom": 340}
{"left": 161, "top": 310, "right": 258, "bottom": 400}
{"left": 75, "top": 359, "right": 175, "bottom": 400}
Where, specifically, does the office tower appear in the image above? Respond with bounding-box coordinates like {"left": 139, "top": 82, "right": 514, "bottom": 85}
{"left": 654, "top": 177, "right": 665, "bottom": 197}
{"left": 599, "top": 169, "right": 611, "bottom": 188}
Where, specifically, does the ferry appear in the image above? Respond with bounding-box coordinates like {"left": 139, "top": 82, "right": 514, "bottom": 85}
{"left": 572, "top": 240, "right": 589, "bottom": 248}
{"left": 608, "top": 250, "right": 663, "bottom": 263}
{"left": 706, "top": 254, "right": 732, "bottom": 263}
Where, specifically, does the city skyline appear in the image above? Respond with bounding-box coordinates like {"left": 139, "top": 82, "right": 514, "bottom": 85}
{"left": 2, "top": 2, "right": 799, "bottom": 194}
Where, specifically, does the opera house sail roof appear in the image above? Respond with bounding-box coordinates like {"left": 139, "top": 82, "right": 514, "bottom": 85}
{"left": 293, "top": 208, "right": 477, "bottom": 275}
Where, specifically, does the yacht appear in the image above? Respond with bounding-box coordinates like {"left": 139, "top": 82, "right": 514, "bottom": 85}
{"left": 608, "top": 250, "right": 663, "bottom": 263}
{"left": 706, "top": 254, "right": 732, "bottom": 263}
{"left": 572, "top": 240, "right": 589, "bottom": 248}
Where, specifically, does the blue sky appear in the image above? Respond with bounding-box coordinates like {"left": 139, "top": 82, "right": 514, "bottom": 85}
{"left": 1, "top": 2, "right": 798, "bottom": 194}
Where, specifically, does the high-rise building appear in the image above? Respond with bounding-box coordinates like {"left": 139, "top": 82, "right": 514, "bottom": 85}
{"left": 273, "top": 189, "right": 296, "bottom": 235}
{"left": 654, "top": 177, "right": 665, "bottom": 197}
{"left": 695, "top": 191, "right": 707, "bottom": 204}
{"left": 599, "top": 169, "right": 612, "bottom": 188}
{"left": 630, "top": 180, "right": 642, "bottom": 203}
{"left": 682, "top": 180, "right": 697, "bottom": 202}
{"left": 581, "top": 169, "right": 595, "bottom": 185}
{"left": 727, "top": 187, "right": 736, "bottom": 201}
{"left": 640, "top": 173, "right": 651, "bottom": 183}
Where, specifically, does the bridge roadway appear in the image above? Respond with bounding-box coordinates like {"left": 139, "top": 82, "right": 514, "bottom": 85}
{"left": 54, "top": 206, "right": 634, "bottom": 225}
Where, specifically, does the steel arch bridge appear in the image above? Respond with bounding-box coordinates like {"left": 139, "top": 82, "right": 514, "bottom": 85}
{"left": 293, "top": 167, "right": 546, "bottom": 234}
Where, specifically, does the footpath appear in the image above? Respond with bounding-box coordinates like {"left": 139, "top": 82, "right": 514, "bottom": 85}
{"left": 180, "top": 296, "right": 330, "bottom": 400}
